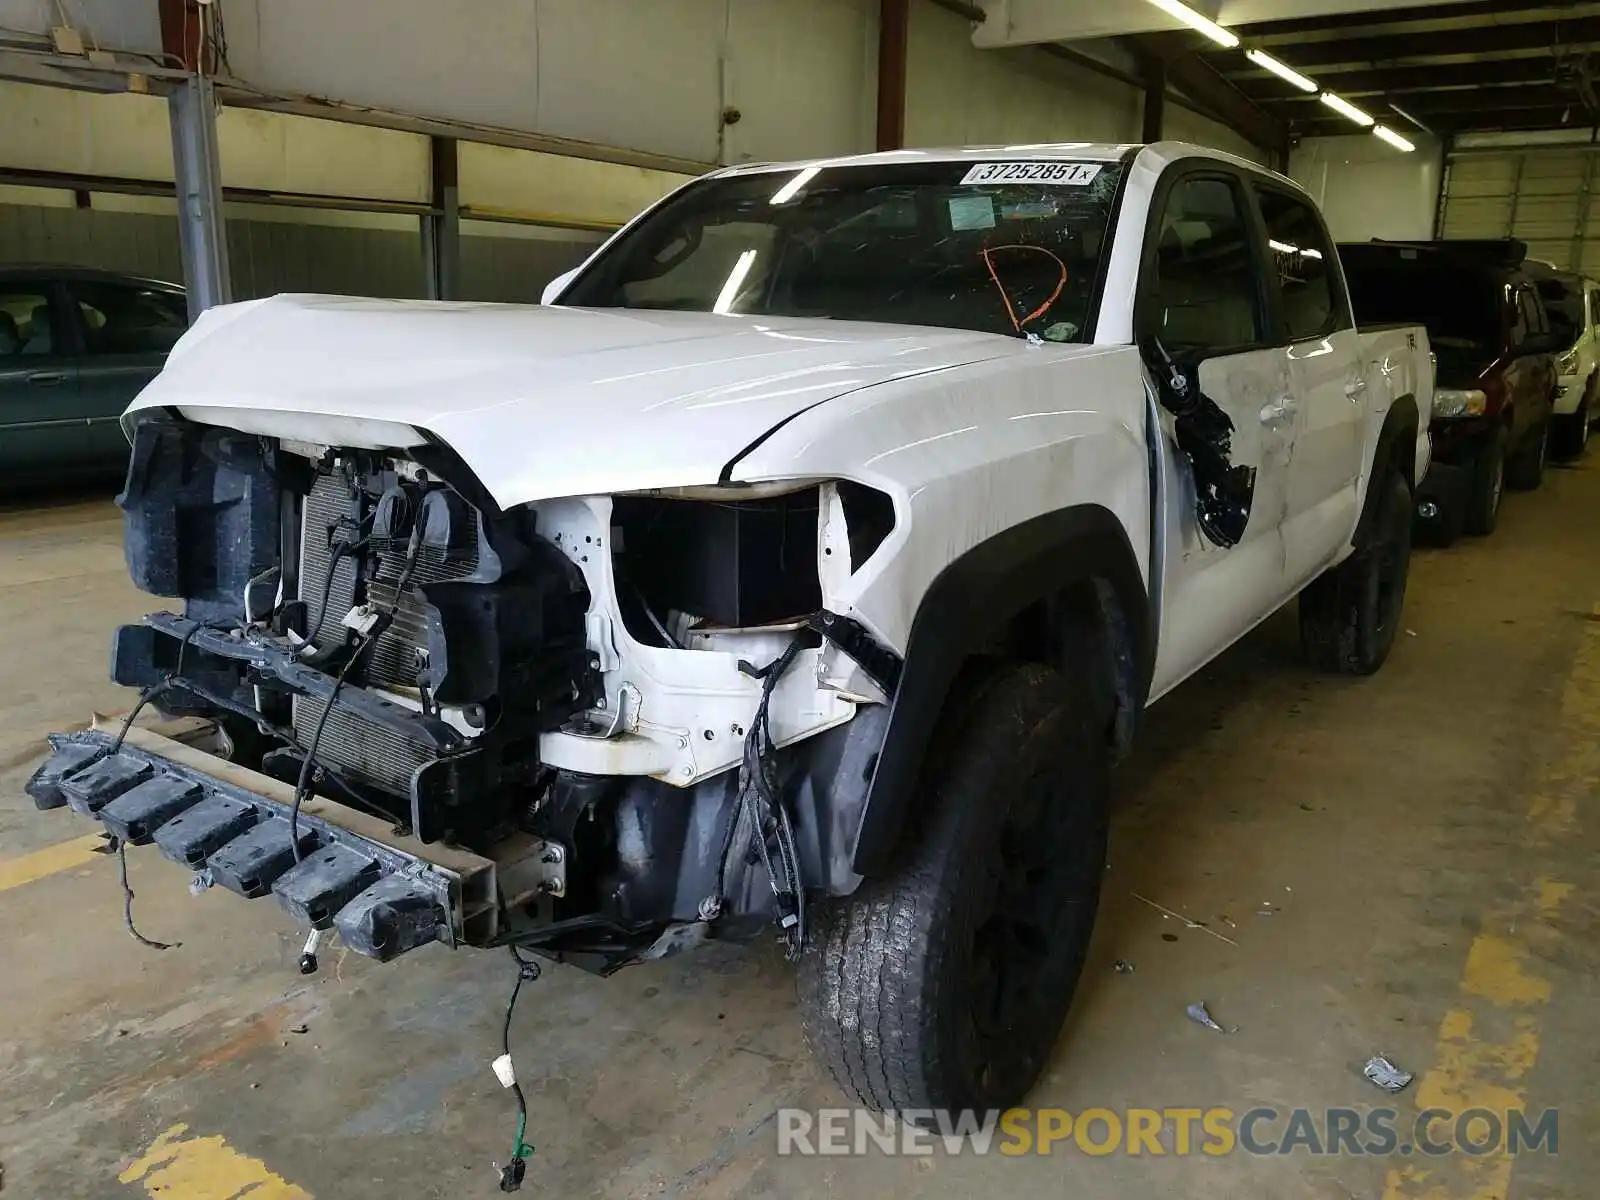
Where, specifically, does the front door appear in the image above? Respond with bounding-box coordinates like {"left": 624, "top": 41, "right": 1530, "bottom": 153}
{"left": 0, "top": 282, "right": 83, "bottom": 479}
{"left": 62, "top": 278, "right": 189, "bottom": 468}
{"left": 1140, "top": 171, "right": 1300, "bottom": 697}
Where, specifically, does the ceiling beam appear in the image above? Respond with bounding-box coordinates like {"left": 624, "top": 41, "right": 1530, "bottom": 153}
{"left": 1237, "top": 59, "right": 1564, "bottom": 98}
{"left": 1397, "top": 87, "right": 1584, "bottom": 113}
{"left": 1248, "top": 18, "right": 1600, "bottom": 67}
{"left": 1236, "top": 1, "right": 1591, "bottom": 38}
{"left": 1295, "top": 108, "right": 1587, "bottom": 138}
{"left": 1124, "top": 34, "right": 1286, "bottom": 153}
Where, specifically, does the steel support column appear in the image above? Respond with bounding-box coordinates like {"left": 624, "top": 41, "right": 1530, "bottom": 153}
{"left": 1142, "top": 58, "right": 1166, "bottom": 143}
{"left": 423, "top": 135, "right": 460, "bottom": 301}
{"left": 876, "top": 0, "right": 910, "bottom": 152}
{"left": 168, "top": 74, "right": 231, "bottom": 319}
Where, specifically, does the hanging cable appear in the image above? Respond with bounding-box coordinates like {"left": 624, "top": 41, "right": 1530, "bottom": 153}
{"left": 289, "top": 525, "right": 424, "bottom": 861}
{"left": 115, "top": 837, "right": 179, "bottom": 950}
{"left": 495, "top": 945, "right": 540, "bottom": 1192}
{"left": 722, "top": 637, "right": 808, "bottom": 959}
{"left": 109, "top": 619, "right": 206, "bottom": 754}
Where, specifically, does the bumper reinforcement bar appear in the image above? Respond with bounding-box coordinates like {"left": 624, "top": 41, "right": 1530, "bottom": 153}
{"left": 26, "top": 723, "right": 503, "bottom": 962}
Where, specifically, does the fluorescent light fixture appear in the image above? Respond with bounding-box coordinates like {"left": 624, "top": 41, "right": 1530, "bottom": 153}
{"left": 712, "top": 250, "right": 758, "bottom": 314}
{"left": 1143, "top": 0, "right": 1239, "bottom": 48}
{"left": 769, "top": 166, "right": 820, "bottom": 206}
{"left": 1373, "top": 124, "right": 1417, "bottom": 152}
{"left": 1246, "top": 48, "right": 1318, "bottom": 93}
{"left": 1320, "top": 91, "right": 1375, "bottom": 127}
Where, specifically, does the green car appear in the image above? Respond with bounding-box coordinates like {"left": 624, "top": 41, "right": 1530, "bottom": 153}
{"left": 0, "top": 267, "right": 189, "bottom": 487}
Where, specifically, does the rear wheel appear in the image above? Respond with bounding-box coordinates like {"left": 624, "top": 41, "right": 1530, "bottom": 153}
{"left": 798, "top": 661, "right": 1108, "bottom": 1115}
{"left": 1299, "top": 471, "right": 1413, "bottom": 676}
{"left": 1462, "top": 427, "right": 1507, "bottom": 537}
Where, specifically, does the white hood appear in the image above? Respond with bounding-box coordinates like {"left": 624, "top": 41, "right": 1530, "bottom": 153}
{"left": 130, "top": 294, "right": 1032, "bottom": 508}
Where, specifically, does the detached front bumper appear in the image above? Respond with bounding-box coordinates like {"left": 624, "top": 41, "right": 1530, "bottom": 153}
{"left": 26, "top": 721, "right": 513, "bottom": 962}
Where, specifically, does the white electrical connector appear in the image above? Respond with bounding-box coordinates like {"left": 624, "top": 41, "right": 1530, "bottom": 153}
{"left": 491, "top": 1053, "right": 517, "bottom": 1089}
{"left": 341, "top": 605, "right": 383, "bottom": 637}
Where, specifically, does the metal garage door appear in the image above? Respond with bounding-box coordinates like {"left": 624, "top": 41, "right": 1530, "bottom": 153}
{"left": 1439, "top": 147, "right": 1600, "bottom": 275}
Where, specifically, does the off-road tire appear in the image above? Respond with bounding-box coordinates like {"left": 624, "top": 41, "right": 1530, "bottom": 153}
{"left": 1506, "top": 416, "right": 1550, "bottom": 491}
{"left": 1462, "top": 426, "right": 1507, "bottom": 538}
{"left": 798, "top": 661, "right": 1108, "bottom": 1116}
{"left": 1299, "top": 471, "right": 1413, "bottom": 676}
{"left": 1552, "top": 388, "right": 1592, "bottom": 462}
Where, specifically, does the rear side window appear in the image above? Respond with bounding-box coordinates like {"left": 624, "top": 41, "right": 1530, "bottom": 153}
{"left": 1513, "top": 286, "right": 1545, "bottom": 344}
{"left": 1146, "top": 176, "right": 1264, "bottom": 353}
{"left": 1590, "top": 287, "right": 1600, "bottom": 325}
{"left": 67, "top": 282, "right": 188, "bottom": 355}
{"left": 1256, "top": 187, "right": 1342, "bottom": 342}
{"left": 0, "top": 288, "right": 55, "bottom": 356}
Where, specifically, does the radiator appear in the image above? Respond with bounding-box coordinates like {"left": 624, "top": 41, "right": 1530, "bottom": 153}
{"left": 294, "top": 471, "right": 481, "bottom": 794}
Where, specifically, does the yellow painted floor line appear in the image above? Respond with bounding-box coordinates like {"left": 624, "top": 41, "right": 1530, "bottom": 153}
{"left": 0, "top": 832, "right": 105, "bottom": 894}
{"left": 1382, "top": 606, "right": 1600, "bottom": 1200}
{"left": 121, "top": 1123, "right": 312, "bottom": 1199}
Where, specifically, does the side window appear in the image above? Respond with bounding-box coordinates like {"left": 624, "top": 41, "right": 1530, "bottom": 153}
{"left": 1514, "top": 287, "right": 1544, "bottom": 343}
{"left": 1255, "top": 186, "right": 1343, "bottom": 342}
{"left": 67, "top": 282, "right": 189, "bottom": 355}
{"left": 0, "top": 288, "right": 56, "bottom": 357}
{"left": 1508, "top": 285, "right": 1528, "bottom": 347}
{"left": 1590, "top": 288, "right": 1600, "bottom": 327}
{"left": 1146, "top": 175, "right": 1265, "bottom": 353}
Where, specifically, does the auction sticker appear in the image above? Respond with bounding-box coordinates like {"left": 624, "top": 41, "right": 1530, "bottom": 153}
{"left": 960, "top": 162, "right": 1102, "bottom": 186}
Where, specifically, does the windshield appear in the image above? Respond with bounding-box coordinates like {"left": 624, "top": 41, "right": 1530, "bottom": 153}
{"left": 561, "top": 160, "right": 1127, "bottom": 342}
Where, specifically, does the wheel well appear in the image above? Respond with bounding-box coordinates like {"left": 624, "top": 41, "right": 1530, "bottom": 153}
{"left": 990, "top": 576, "right": 1140, "bottom": 760}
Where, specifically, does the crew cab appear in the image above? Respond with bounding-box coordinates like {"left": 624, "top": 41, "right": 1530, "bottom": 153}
{"left": 30, "top": 142, "right": 1430, "bottom": 1119}
{"left": 1340, "top": 239, "right": 1561, "bottom": 542}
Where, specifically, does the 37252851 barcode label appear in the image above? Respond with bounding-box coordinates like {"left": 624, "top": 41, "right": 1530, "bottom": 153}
{"left": 959, "top": 162, "right": 1103, "bottom": 186}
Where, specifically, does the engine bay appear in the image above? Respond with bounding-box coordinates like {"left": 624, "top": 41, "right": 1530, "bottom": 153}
{"left": 105, "top": 413, "right": 901, "bottom": 970}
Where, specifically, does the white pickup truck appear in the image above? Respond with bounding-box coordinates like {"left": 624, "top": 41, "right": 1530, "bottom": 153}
{"left": 31, "top": 141, "right": 1431, "bottom": 1120}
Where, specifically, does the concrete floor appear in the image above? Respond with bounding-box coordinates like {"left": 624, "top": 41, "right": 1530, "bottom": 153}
{"left": 1, "top": 465, "right": 1597, "bottom": 1200}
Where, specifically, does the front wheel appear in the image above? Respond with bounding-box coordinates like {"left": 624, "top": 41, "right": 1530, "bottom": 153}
{"left": 1506, "top": 416, "right": 1550, "bottom": 491}
{"left": 798, "top": 661, "right": 1108, "bottom": 1115}
{"left": 1462, "top": 426, "right": 1507, "bottom": 537}
{"left": 1553, "top": 391, "right": 1592, "bottom": 462}
{"left": 1299, "top": 471, "right": 1414, "bottom": 676}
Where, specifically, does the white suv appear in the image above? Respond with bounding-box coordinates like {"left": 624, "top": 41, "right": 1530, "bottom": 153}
{"left": 1541, "top": 272, "right": 1599, "bottom": 459}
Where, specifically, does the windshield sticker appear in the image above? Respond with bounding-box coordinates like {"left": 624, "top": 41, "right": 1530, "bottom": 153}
{"left": 948, "top": 195, "right": 997, "bottom": 230}
{"left": 960, "top": 162, "right": 1103, "bottom": 186}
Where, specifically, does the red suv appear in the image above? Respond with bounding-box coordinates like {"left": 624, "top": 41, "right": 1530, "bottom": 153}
{"left": 1339, "top": 240, "right": 1562, "bottom": 542}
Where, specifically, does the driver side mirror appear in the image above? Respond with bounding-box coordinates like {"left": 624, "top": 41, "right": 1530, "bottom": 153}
{"left": 541, "top": 268, "right": 580, "bottom": 306}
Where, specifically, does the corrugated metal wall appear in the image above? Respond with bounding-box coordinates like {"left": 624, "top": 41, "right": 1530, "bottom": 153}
{"left": 1439, "top": 149, "right": 1600, "bottom": 275}
{"left": 0, "top": 203, "right": 602, "bottom": 302}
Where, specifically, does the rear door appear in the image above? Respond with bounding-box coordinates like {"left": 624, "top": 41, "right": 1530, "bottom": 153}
{"left": 1139, "top": 168, "right": 1300, "bottom": 695}
{"left": 1252, "top": 183, "right": 1364, "bottom": 585}
{"left": 0, "top": 279, "right": 84, "bottom": 477}
{"left": 62, "top": 278, "right": 189, "bottom": 467}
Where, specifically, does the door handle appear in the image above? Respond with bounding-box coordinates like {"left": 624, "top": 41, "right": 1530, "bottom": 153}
{"left": 25, "top": 371, "right": 66, "bottom": 386}
{"left": 1345, "top": 378, "right": 1370, "bottom": 399}
{"left": 1260, "top": 395, "right": 1298, "bottom": 427}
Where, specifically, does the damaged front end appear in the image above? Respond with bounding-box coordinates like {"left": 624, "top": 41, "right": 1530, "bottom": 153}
{"left": 31, "top": 413, "right": 900, "bottom": 973}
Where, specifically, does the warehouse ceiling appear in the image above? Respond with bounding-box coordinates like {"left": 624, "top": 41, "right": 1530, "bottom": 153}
{"left": 1203, "top": 2, "right": 1600, "bottom": 139}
